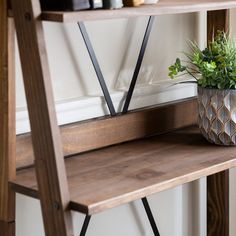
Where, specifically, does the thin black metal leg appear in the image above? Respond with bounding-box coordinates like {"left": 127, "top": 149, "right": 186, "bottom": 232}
{"left": 142, "top": 197, "right": 160, "bottom": 236}
{"left": 79, "top": 199, "right": 159, "bottom": 236}
{"left": 80, "top": 215, "right": 91, "bottom": 236}
{"left": 78, "top": 22, "right": 116, "bottom": 116}
{"left": 122, "top": 16, "right": 155, "bottom": 114}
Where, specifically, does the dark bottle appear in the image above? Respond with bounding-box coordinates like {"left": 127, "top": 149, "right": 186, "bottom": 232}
{"left": 103, "top": 0, "right": 123, "bottom": 9}
{"left": 40, "top": 0, "right": 90, "bottom": 11}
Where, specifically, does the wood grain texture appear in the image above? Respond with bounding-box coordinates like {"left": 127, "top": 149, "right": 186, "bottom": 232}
{"left": 16, "top": 98, "right": 197, "bottom": 169}
{"left": 207, "top": 171, "right": 229, "bottom": 236}
{"left": 40, "top": 0, "right": 236, "bottom": 22}
{"left": 207, "top": 9, "right": 230, "bottom": 236}
{"left": 0, "top": 0, "right": 16, "bottom": 225}
{"left": 207, "top": 9, "right": 229, "bottom": 42}
{"left": 11, "top": 126, "right": 236, "bottom": 215}
{"left": 0, "top": 221, "right": 15, "bottom": 236}
{"left": 11, "top": 0, "right": 73, "bottom": 235}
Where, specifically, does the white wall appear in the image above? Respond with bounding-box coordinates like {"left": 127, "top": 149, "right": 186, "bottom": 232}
{"left": 15, "top": 10, "right": 235, "bottom": 236}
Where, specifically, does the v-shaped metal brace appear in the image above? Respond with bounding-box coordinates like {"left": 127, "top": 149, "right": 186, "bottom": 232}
{"left": 79, "top": 197, "right": 160, "bottom": 236}
{"left": 78, "top": 15, "right": 155, "bottom": 116}
{"left": 122, "top": 16, "right": 155, "bottom": 114}
{"left": 78, "top": 21, "right": 116, "bottom": 116}
{"left": 77, "top": 16, "right": 160, "bottom": 236}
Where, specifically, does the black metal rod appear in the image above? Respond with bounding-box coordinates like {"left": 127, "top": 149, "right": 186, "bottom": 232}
{"left": 78, "top": 22, "right": 116, "bottom": 116}
{"left": 142, "top": 197, "right": 160, "bottom": 236}
{"left": 80, "top": 215, "right": 91, "bottom": 236}
{"left": 122, "top": 16, "right": 155, "bottom": 114}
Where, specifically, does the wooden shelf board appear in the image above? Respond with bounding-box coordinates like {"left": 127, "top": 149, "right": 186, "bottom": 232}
{"left": 11, "top": 126, "right": 236, "bottom": 215}
{"left": 15, "top": 99, "right": 198, "bottom": 170}
{"left": 40, "top": 0, "right": 236, "bottom": 22}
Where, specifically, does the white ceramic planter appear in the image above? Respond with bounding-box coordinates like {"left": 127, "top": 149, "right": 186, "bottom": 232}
{"left": 198, "top": 86, "right": 236, "bottom": 145}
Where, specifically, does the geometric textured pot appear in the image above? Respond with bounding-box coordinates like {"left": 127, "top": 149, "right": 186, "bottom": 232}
{"left": 198, "top": 86, "right": 236, "bottom": 145}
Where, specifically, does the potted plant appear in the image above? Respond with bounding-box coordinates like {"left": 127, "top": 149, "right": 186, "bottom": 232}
{"left": 169, "top": 31, "right": 236, "bottom": 145}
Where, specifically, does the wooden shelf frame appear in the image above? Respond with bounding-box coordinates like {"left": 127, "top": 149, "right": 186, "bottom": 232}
{"left": 7, "top": 0, "right": 236, "bottom": 22}
{"left": 0, "top": 1, "right": 16, "bottom": 235}
{"left": 15, "top": 98, "right": 198, "bottom": 170}
{"left": 40, "top": 0, "right": 236, "bottom": 22}
{"left": 0, "top": 0, "right": 235, "bottom": 236}
{"left": 207, "top": 10, "right": 230, "bottom": 236}
{"left": 10, "top": 126, "right": 236, "bottom": 216}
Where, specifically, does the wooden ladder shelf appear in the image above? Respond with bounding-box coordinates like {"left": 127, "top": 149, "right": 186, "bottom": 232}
{"left": 0, "top": 0, "right": 235, "bottom": 235}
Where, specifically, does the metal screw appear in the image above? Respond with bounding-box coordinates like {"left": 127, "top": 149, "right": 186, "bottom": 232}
{"left": 24, "top": 12, "right": 32, "bottom": 21}
{"left": 53, "top": 202, "right": 60, "bottom": 210}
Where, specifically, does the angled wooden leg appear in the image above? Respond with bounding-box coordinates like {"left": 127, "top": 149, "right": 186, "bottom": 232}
{"left": 0, "top": 1, "right": 16, "bottom": 235}
{"left": 11, "top": 0, "right": 73, "bottom": 235}
{"left": 207, "top": 10, "right": 230, "bottom": 236}
{"left": 0, "top": 221, "right": 15, "bottom": 236}
{"left": 207, "top": 171, "right": 229, "bottom": 236}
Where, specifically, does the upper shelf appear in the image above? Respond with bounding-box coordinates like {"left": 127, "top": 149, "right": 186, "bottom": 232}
{"left": 41, "top": 0, "right": 236, "bottom": 22}
{"left": 11, "top": 126, "right": 236, "bottom": 215}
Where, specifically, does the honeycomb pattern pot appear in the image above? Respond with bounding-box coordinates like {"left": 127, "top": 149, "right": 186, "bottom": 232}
{"left": 198, "top": 86, "right": 236, "bottom": 145}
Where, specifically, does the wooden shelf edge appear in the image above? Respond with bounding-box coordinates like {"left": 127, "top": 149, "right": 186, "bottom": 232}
{"left": 10, "top": 183, "right": 38, "bottom": 199}
{"left": 86, "top": 161, "right": 236, "bottom": 215}
{"left": 10, "top": 156, "right": 236, "bottom": 215}
{"left": 16, "top": 98, "right": 198, "bottom": 170}
{"left": 8, "top": 1, "right": 236, "bottom": 22}
{"left": 41, "top": 1, "right": 236, "bottom": 22}
{"left": 11, "top": 126, "right": 236, "bottom": 215}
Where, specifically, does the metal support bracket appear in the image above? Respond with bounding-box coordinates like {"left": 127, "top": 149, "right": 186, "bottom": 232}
{"left": 122, "top": 16, "right": 155, "bottom": 114}
{"left": 142, "top": 197, "right": 160, "bottom": 236}
{"left": 78, "top": 22, "right": 116, "bottom": 116}
{"left": 78, "top": 16, "right": 159, "bottom": 236}
{"left": 79, "top": 197, "right": 160, "bottom": 236}
{"left": 80, "top": 215, "right": 91, "bottom": 236}
{"left": 78, "top": 16, "right": 155, "bottom": 116}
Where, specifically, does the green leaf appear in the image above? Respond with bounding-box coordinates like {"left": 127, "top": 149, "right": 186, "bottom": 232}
{"left": 168, "top": 31, "right": 236, "bottom": 89}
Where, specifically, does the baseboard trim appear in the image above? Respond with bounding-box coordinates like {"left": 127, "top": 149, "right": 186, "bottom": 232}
{"left": 16, "top": 84, "right": 196, "bottom": 134}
